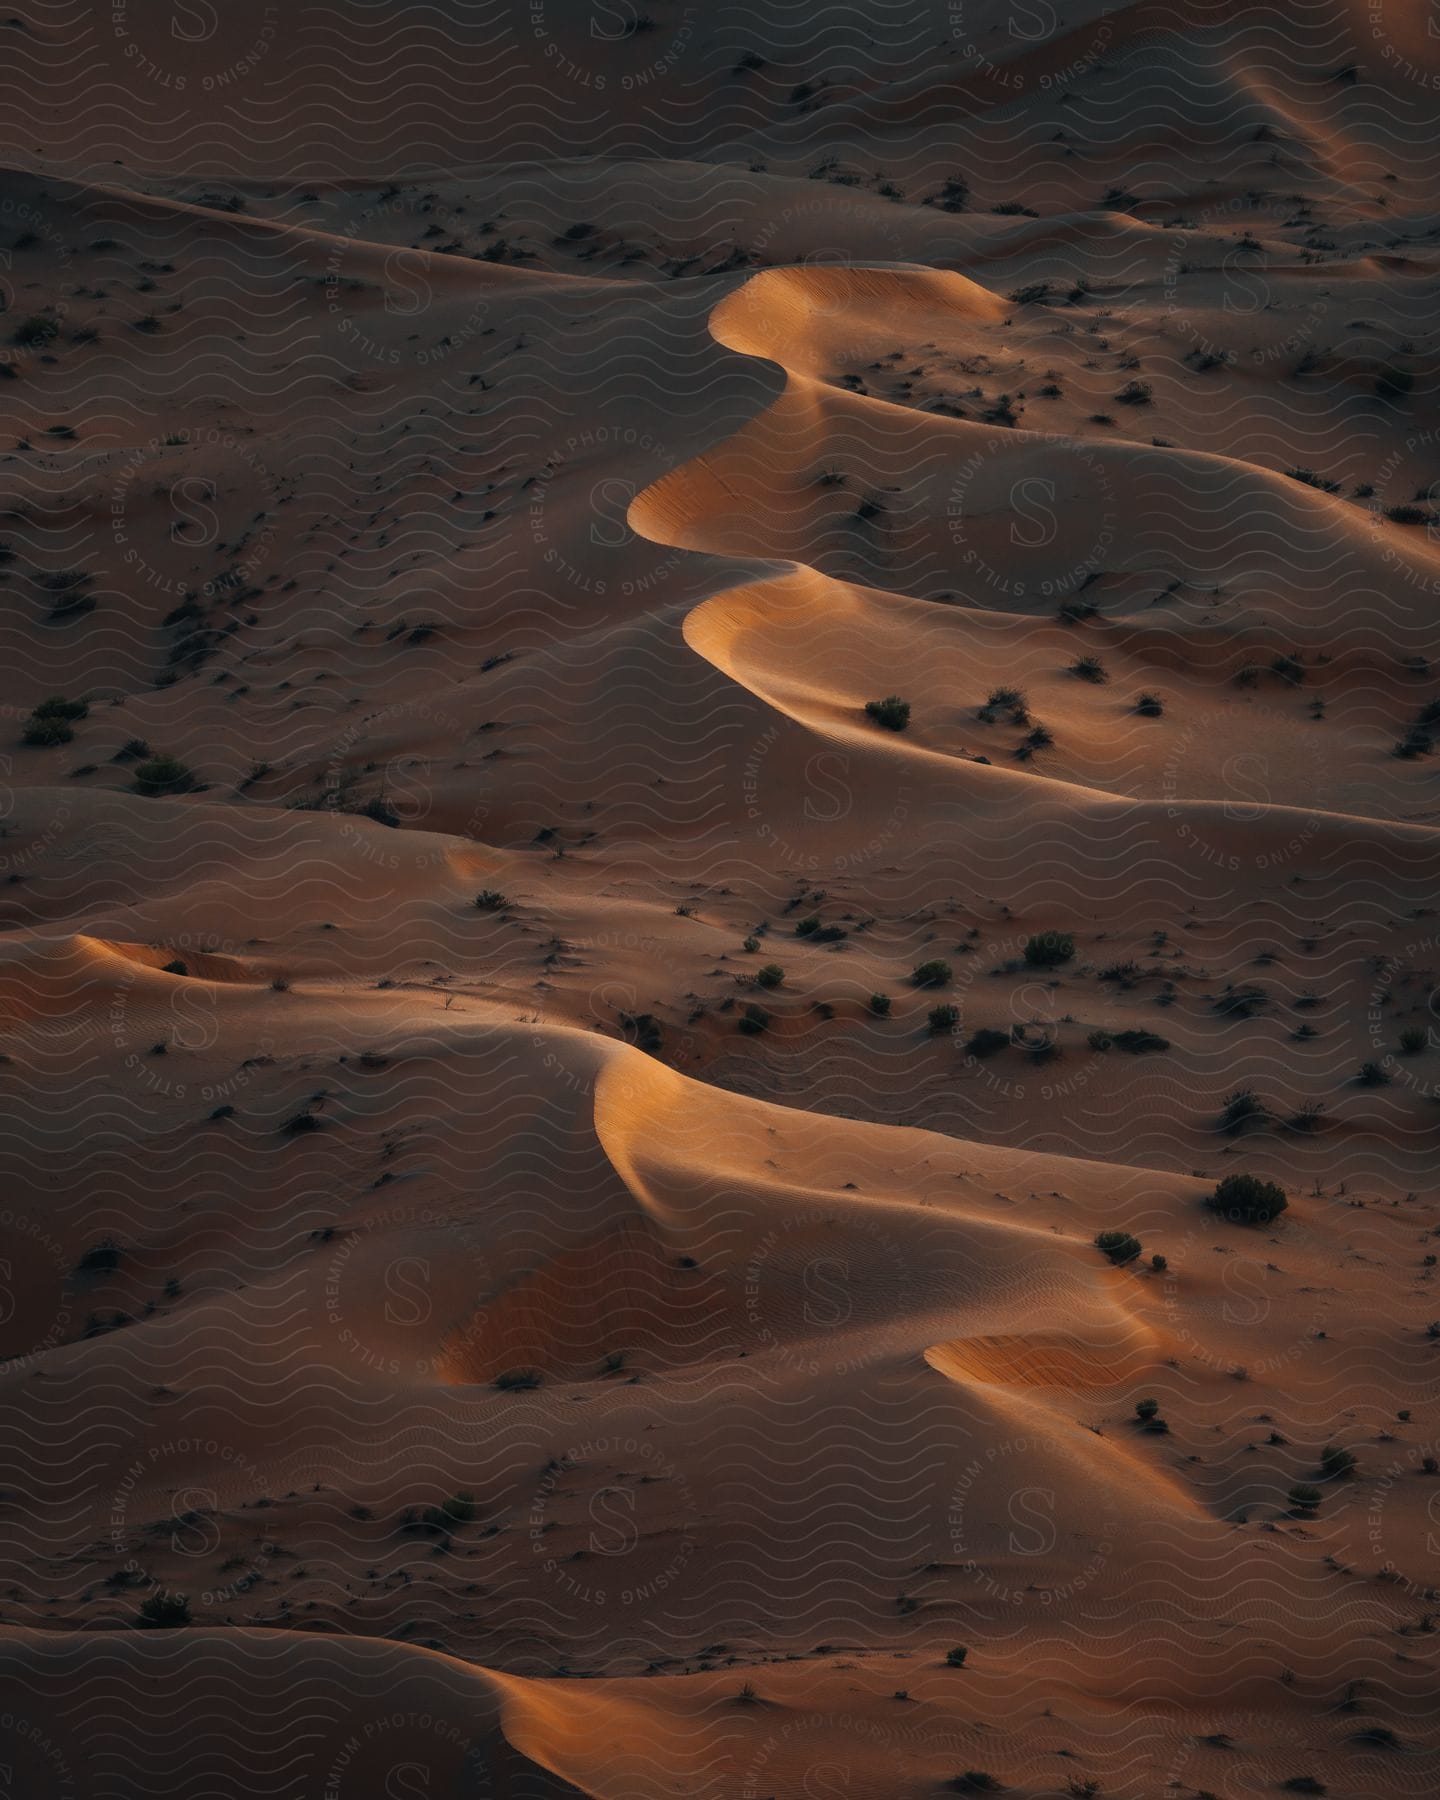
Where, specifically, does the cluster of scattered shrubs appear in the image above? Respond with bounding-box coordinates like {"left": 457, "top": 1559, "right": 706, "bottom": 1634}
{"left": 974, "top": 687, "right": 1056, "bottom": 757}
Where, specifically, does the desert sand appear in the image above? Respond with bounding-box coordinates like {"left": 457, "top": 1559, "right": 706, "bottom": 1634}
{"left": 0, "top": 1, "right": 1438, "bottom": 1794}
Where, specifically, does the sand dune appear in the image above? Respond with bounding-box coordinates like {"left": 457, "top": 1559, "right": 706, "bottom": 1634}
{"left": 1, "top": 0, "right": 1439, "bottom": 1794}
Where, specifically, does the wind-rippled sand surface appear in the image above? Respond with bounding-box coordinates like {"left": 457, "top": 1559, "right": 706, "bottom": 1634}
{"left": 1, "top": 3, "right": 1439, "bottom": 1794}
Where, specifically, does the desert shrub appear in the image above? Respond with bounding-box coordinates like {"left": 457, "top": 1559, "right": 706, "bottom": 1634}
{"left": 928, "top": 1004, "right": 959, "bottom": 1033}
{"left": 1088, "top": 1029, "right": 1113, "bottom": 1051}
{"left": 951, "top": 1775, "right": 1003, "bottom": 1795}
{"left": 1023, "top": 931, "right": 1074, "bottom": 968}
{"left": 494, "top": 1368, "right": 541, "bottom": 1391}
{"left": 1098, "top": 960, "right": 1139, "bottom": 985}
{"left": 739, "top": 1003, "right": 770, "bottom": 1034}
{"left": 1070, "top": 655, "right": 1106, "bottom": 683}
{"left": 1095, "top": 1229, "right": 1142, "bottom": 1264}
{"left": 1400, "top": 1026, "right": 1428, "bottom": 1054}
{"left": 1286, "top": 1101, "right": 1326, "bottom": 1134}
{"left": 1288, "top": 467, "right": 1340, "bottom": 492}
{"left": 1115, "top": 379, "right": 1153, "bottom": 405}
{"left": 1208, "top": 1172, "right": 1287, "bottom": 1224}
{"left": 1386, "top": 504, "right": 1431, "bottom": 525}
{"left": 1150, "top": 1253, "right": 1167, "bottom": 1271}
{"left": 755, "top": 963, "right": 784, "bottom": 989}
{"left": 1320, "top": 1445, "right": 1357, "bottom": 1479}
{"left": 982, "top": 392, "right": 1020, "bottom": 427}
{"left": 22, "top": 712, "right": 74, "bottom": 747}
{"left": 795, "top": 916, "right": 820, "bottom": 936}
{"left": 77, "top": 1239, "right": 122, "bottom": 1274}
{"left": 1281, "top": 1780, "right": 1325, "bottom": 1795}
{"left": 32, "top": 694, "right": 87, "bottom": 721}
{"left": 1220, "top": 1086, "right": 1267, "bottom": 1133}
{"left": 945, "top": 1645, "right": 968, "bottom": 1667}
{"left": 132, "top": 754, "right": 197, "bottom": 797}
{"left": 865, "top": 695, "right": 910, "bottom": 731}
{"left": 911, "top": 959, "right": 952, "bottom": 988}
{"left": 1112, "top": 1029, "right": 1169, "bottom": 1053}
{"left": 1356, "top": 1060, "right": 1390, "bottom": 1087}
{"left": 1019, "top": 724, "right": 1054, "bottom": 755}
{"left": 426, "top": 1490, "right": 478, "bottom": 1529}
{"left": 1288, "top": 1483, "right": 1322, "bottom": 1513}
{"left": 966, "top": 1027, "right": 1010, "bottom": 1058}
{"left": 1135, "top": 1397, "right": 1160, "bottom": 1421}
{"left": 986, "top": 684, "right": 1029, "bottom": 720}
{"left": 137, "top": 1592, "right": 190, "bottom": 1628}
{"left": 474, "top": 889, "right": 510, "bottom": 910}
{"left": 618, "top": 1012, "right": 663, "bottom": 1053}
{"left": 1212, "top": 983, "right": 1268, "bottom": 1019}
{"left": 869, "top": 993, "right": 891, "bottom": 1016}
{"left": 1134, "top": 692, "right": 1163, "bottom": 716}
{"left": 22, "top": 695, "right": 89, "bottom": 746}
{"left": 12, "top": 314, "right": 58, "bottom": 347}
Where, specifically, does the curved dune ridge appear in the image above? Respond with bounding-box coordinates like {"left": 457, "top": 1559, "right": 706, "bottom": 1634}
{"left": 1, "top": 0, "right": 1440, "bottom": 1793}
